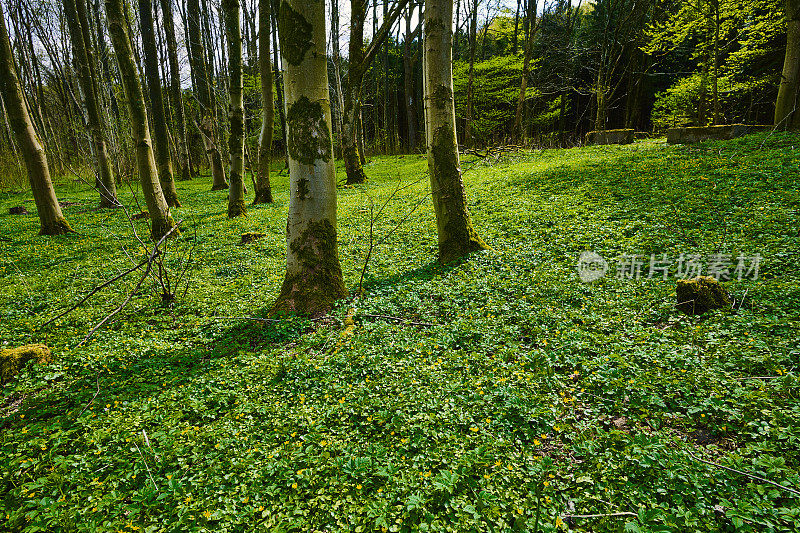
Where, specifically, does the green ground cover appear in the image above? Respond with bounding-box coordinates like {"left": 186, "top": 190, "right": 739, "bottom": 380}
{"left": 1, "top": 133, "right": 799, "bottom": 531}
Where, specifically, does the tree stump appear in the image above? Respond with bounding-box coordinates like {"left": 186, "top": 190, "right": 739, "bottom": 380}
{"left": 676, "top": 276, "right": 732, "bottom": 315}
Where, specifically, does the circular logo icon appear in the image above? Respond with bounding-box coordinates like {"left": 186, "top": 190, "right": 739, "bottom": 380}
{"left": 577, "top": 251, "right": 608, "bottom": 283}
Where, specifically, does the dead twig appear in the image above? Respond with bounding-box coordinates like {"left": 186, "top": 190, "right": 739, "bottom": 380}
{"left": 561, "top": 512, "right": 637, "bottom": 519}
{"left": 687, "top": 451, "right": 800, "bottom": 496}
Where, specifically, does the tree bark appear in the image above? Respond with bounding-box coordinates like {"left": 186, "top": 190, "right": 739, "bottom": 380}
{"left": 424, "top": 0, "right": 488, "bottom": 263}
{"left": 465, "top": 0, "right": 478, "bottom": 146}
{"left": 64, "top": 0, "right": 118, "bottom": 208}
{"left": 0, "top": 2, "right": 71, "bottom": 235}
{"left": 160, "top": 0, "right": 192, "bottom": 180}
{"left": 140, "top": 0, "right": 181, "bottom": 207}
{"left": 106, "top": 0, "right": 177, "bottom": 240}
{"left": 513, "top": 0, "right": 536, "bottom": 140}
{"left": 187, "top": 0, "right": 227, "bottom": 190}
{"left": 272, "top": 0, "right": 347, "bottom": 316}
{"left": 223, "top": 0, "right": 246, "bottom": 217}
{"left": 403, "top": 1, "right": 421, "bottom": 152}
{"left": 775, "top": 0, "right": 800, "bottom": 130}
{"left": 254, "top": 0, "right": 274, "bottom": 204}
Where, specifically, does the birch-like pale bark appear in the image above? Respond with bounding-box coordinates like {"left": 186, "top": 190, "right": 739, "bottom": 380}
{"left": 271, "top": 0, "right": 347, "bottom": 316}
{"left": 140, "top": 0, "right": 181, "bottom": 207}
{"left": 0, "top": 1, "right": 71, "bottom": 235}
{"left": 223, "top": 0, "right": 246, "bottom": 216}
{"left": 776, "top": 0, "right": 800, "bottom": 130}
{"left": 64, "top": 0, "right": 118, "bottom": 208}
{"left": 253, "top": 0, "right": 274, "bottom": 204}
{"left": 106, "top": 0, "right": 177, "bottom": 240}
{"left": 424, "top": 0, "right": 488, "bottom": 263}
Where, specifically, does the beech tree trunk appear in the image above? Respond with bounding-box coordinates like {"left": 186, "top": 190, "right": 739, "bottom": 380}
{"left": 140, "top": 0, "right": 181, "bottom": 207}
{"left": 513, "top": 0, "right": 536, "bottom": 140}
{"left": 187, "top": 0, "right": 227, "bottom": 190}
{"left": 223, "top": 0, "right": 246, "bottom": 217}
{"left": 64, "top": 0, "right": 118, "bottom": 208}
{"left": 465, "top": 0, "right": 477, "bottom": 146}
{"left": 776, "top": 0, "right": 800, "bottom": 130}
{"left": 403, "top": 1, "right": 421, "bottom": 152}
{"left": 254, "top": 0, "right": 274, "bottom": 204}
{"left": 160, "top": 0, "right": 192, "bottom": 180}
{"left": 0, "top": 2, "right": 71, "bottom": 235}
{"left": 424, "top": 0, "right": 488, "bottom": 263}
{"left": 271, "top": 0, "right": 347, "bottom": 316}
{"left": 106, "top": 0, "right": 177, "bottom": 240}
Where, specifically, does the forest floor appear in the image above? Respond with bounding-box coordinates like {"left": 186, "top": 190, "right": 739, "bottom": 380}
{"left": 1, "top": 133, "right": 799, "bottom": 532}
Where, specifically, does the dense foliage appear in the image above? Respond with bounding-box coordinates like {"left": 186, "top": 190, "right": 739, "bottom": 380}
{"left": 2, "top": 133, "right": 798, "bottom": 531}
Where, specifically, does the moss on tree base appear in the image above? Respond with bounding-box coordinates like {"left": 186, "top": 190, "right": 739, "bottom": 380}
{"left": 0, "top": 344, "right": 52, "bottom": 383}
{"left": 227, "top": 200, "right": 247, "bottom": 218}
{"left": 676, "top": 275, "right": 732, "bottom": 315}
{"left": 39, "top": 218, "right": 73, "bottom": 235}
{"left": 210, "top": 182, "right": 229, "bottom": 191}
{"left": 439, "top": 231, "right": 489, "bottom": 264}
{"left": 150, "top": 216, "right": 179, "bottom": 241}
{"left": 252, "top": 188, "right": 274, "bottom": 204}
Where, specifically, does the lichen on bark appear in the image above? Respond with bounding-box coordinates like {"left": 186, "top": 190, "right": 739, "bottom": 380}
{"left": 286, "top": 96, "right": 332, "bottom": 165}
{"left": 279, "top": 1, "right": 312, "bottom": 66}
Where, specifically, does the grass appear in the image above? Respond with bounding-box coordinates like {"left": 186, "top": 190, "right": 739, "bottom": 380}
{"left": 0, "top": 133, "right": 799, "bottom": 532}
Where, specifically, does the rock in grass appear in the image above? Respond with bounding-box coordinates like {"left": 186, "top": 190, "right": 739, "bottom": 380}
{"left": 676, "top": 276, "right": 731, "bottom": 315}
{"left": 0, "top": 344, "right": 53, "bottom": 383}
{"left": 240, "top": 232, "right": 265, "bottom": 244}
{"left": 8, "top": 206, "right": 28, "bottom": 215}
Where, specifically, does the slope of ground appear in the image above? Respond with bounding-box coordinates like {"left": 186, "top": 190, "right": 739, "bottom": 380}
{"left": 0, "top": 134, "right": 798, "bottom": 531}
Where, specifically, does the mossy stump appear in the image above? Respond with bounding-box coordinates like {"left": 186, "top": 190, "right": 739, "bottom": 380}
{"left": 0, "top": 344, "right": 53, "bottom": 383}
{"left": 676, "top": 276, "right": 732, "bottom": 315}
{"left": 240, "top": 232, "right": 265, "bottom": 244}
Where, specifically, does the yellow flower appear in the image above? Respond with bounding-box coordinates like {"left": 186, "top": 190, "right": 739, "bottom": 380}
{"left": 356, "top": 484, "right": 362, "bottom": 490}
{"left": 534, "top": 439, "right": 541, "bottom": 446}
{"left": 291, "top": 483, "right": 297, "bottom": 489}
{"left": 469, "top": 427, "right": 479, "bottom": 432}
{"left": 543, "top": 481, "right": 550, "bottom": 486}
{"left": 555, "top": 516, "right": 564, "bottom": 527}
{"left": 203, "top": 510, "right": 211, "bottom": 520}
{"left": 548, "top": 473, "right": 555, "bottom": 478}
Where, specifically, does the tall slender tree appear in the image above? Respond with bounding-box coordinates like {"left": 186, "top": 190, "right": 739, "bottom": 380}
{"left": 64, "top": 0, "right": 118, "bottom": 208}
{"left": 160, "top": 0, "right": 192, "bottom": 180}
{"left": 140, "top": 0, "right": 181, "bottom": 207}
{"left": 105, "top": 0, "right": 177, "bottom": 240}
{"left": 253, "top": 0, "right": 274, "bottom": 203}
{"left": 341, "top": 0, "right": 409, "bottom": 185}
{"left": 465, "top": 0, "right": 478, "bottom": 145}
{"left": 223, "top": 0, "right": 246, "bottom": 217}
{"left": 424, "top": 0, "right": 488, "bottom": 263}
{"left": 271, "top": 0, "right": 347, "bottom": 316}
{"left": 775, "top": 0, "right": 800, "bottom": 129}
{"left": 0, "top": 0, "right": 72, "bottom": 235}
{"left": 513, "top": 0, "right": 536, "bottom": 140}
{"left": 187, "top": 0, "right": 228, "bottom": 190}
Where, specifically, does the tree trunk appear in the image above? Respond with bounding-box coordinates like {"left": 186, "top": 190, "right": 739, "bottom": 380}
{"left": 160, "top": 0, "right": 192, "bottom": 180}
{"left": 224, "top": 0, "right": 246, "bottom": 217}
{"left": 271, "top": 0, "right": 347, "bottom": 316}
{"left": 465, "top": 0, "right": 477, "bottom": 146}
{"left": 513, "top": 0, "right": 536, "bottom": 140}
{"left": 140, "top": 0, "right": 181, "bottom": 207}
{"left": 0, "top": 2, "right": 71, "bottom": 235}
{"left": 775, "top": 0, "right": 800, "bottom": 130}
{"left": 64, "top": 0, "right": 118, "bottom": 208}
{"left": 403, "top": 1, "right": 420, "bottom": 152}
{"left": 424, "top": 0, "right": 488, "bottom": 263}
{"left": 254, "top": 0, "right": 274, "bottom": 204}
{"left": 271, "top": 6, "right": 288, "bottom": 155}
{"left": 712, "top": 0, "right": 720, "bottom": 126}
{"left": 106, "top": 0, "right": 177, "bottom": 240}
{"left": 187, "top": 0, "right": 227, "bottom": 190}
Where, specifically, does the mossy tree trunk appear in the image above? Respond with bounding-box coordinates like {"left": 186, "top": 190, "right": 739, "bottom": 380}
{"left": 424, "top": 0, "right": 488, "bottom": 263}
{"left": 187, "top": 0, "right": 228, "bottom": 190}
{"left": 0, "top": 2, "right": 71, "bottom": 235}
{"left": 253, "top": 0, "right": 274, "bottom": 204}
{"left": 106, "top": 0, "right": 177, "bottom": 240}
{"left": 64, "top": 0, "right": 118, "bottom": 208}
{"left": 776, "top": 0, "right": 800, "bottom": 130}
{"left": 160, "top": 0, "right": 192, "bottom": 180}
{"left": 140, "top": 0, "right": 181, "bottom": 208}
{"left": 271, "top": 0, "right": 347, "bottom": 316}
{"left": 224, "top": 0, "right": 246, "bottom": 217}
